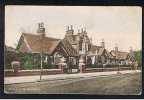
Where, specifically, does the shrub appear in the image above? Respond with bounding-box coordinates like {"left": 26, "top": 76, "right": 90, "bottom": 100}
{"left": 5, "top": 51, "right": 18, "bottom": 69}
{"left": 134, "top": 50, "right": 142, "bottom": 67}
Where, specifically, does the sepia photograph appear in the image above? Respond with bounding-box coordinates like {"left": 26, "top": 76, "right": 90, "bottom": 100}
{"left": 4, "top": 6, "right": 142, "bottom": 95}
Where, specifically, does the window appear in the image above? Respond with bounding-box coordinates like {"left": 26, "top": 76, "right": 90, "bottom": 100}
{"left": 44, "top": 56, "right": 48, "bottom": 63}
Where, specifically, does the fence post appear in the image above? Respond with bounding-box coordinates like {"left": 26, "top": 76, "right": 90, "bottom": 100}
{"left": 11, "top": 61, "right": 20, "bottom": 76}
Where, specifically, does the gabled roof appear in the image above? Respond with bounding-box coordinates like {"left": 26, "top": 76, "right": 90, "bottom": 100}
{"left": 65, "top": 33, "right": 91, "bottom": 45}
{"left": 127, "top": 53, "right": 136, "bottom": 62}
{"left": 110, "top": 50, "right": 129, "bottom": 60}
{"left": 88, "top": 45, "right": 114, "bottom": 58}
{"left": 65, "top": 35, "right": 78, "bottom": 44}
{"left": 98, "top": 48, "right": 105, "bottom": 56}
{"left": 61, "top": 38, "right": 78, "bottom": 56}
{"left": 18, "top": 33, "right": 78, "bottom": 56}
{"left": 88, "top": 45, "right": 103, "bottom": 55}
{"left": 105, "top": 50, "right": 114, "bottom": 59}
{"left": 19, "top": 33, "right": 61, "bottom": 55}
{"left": 89, "top": 45, "right": 102, "bottom": 54}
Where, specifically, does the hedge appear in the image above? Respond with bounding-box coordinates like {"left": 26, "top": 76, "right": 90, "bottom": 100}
{"left": 5, "top": 52, "right": 58, "bottom": 70}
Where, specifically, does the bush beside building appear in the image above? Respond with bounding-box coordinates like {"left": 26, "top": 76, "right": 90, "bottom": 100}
{"left": 134, "top": 50, "right": 142, "bottom": 67}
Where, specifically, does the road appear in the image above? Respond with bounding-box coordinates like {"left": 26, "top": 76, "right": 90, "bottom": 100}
{"left": 5, "top": 70, "right": 140, "bottom": 84}
{"left": 5, "top": 72, "right": 141, "bottom": 95}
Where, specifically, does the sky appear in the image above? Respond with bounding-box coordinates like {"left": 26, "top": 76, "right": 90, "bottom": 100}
{"left": 5, "top": 6, "right": 142, "bottom": 52}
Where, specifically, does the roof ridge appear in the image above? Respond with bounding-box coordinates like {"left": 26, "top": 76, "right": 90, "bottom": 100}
{"left": 22, "top": 33, "right": 61, "bottom": 40}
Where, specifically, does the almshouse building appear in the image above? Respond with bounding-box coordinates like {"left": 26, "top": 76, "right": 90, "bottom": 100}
{"left": 16, "top": 23, "right": 78, "bottom": 69}
{"left": 16, "top": 23, "right": 136, "bottom": 69}
{"left": 64, "top": 24, "right": 135, "bottom": 66}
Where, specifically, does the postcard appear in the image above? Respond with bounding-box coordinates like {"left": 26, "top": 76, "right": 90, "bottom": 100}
{"left": 4, "top": 6, "right": 142, "bottom": 95}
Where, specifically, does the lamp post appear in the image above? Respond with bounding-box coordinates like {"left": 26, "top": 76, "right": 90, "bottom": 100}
{"left": 40, "top": 52, "right": 43, "bottom": 81}
{"left": 40, "top": 35, "right": 44, "bottom": 81}
{"left": 34, "top": 22, "right": 45, "bottom": 81}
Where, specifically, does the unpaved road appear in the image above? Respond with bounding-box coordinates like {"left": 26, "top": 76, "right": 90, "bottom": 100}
{"left": 5, "top": 72, "right": 141, "bottom": 95}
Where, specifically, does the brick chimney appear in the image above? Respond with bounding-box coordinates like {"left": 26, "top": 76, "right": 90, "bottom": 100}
{"left": 66, "top": 25, "right": 74, "bottom": 35}
{"left": 37, "top": 22, "right": 45, "bottom": 37}
{"left": 101, "top": 39, "right": 105, "bottom": 48}
{"left": 114, "top": 43, "right": 118, "bottom": 52}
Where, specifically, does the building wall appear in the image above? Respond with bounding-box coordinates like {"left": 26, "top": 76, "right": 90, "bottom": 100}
{"left": 65, "top": 32, "right": 91, "bottom": 55}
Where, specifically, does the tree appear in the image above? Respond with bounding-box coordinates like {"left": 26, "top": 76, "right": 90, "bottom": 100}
{"left": 134, "top": 50, "right": 142, "bottom": 67}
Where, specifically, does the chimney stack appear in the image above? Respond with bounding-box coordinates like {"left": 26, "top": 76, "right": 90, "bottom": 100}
{"left": 37, "top": 22, "right": 45, "bottom": 36}
{"left": 71, "top": 25, "right": 73, "bottom": 30}
{"left": 66, "top": 25, "right": 74, "bottom": 35}
{"left": 114, "top": 43, "right": 118, "bottom": 52}
{"left": 84, "top": 27, "right": 87, "bottom": 35}
{"left": 101, "top": 39, "right": 105, "bottom": 48}
{"left": 78, "top": 29, "right": 80, "bottom": 33}
{"left": 84, "top": 27, "right": 86, "bottom": 32}
{"left": 67, "top": 26, "right": 69, "bottom": 31}
{"left": 81, "top": 28, "right": 83, "bottom": 33}
{"left": 90, "top": 37, "right": 92, "bottom": 44}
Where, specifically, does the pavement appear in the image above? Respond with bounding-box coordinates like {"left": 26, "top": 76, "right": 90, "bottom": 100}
{"left": 4, "top": 70, "right": 141, "bottom": 84}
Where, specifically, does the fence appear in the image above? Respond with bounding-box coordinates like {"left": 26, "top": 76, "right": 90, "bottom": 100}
{"left": 5, "top": 65, "right": 139, "bottom": 77}
{"left": 5, "top": 69, "right": 63, "bottom": 77}
{"left": 84, "top": 66, "right": 134, "bottom": 73}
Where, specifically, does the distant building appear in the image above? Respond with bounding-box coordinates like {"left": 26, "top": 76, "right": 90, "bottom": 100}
{"left": 64, "top": 25, "right": 136, "bottom": 65}
{"left": 110, "top": 46, "right": 136, "bottom": 65}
